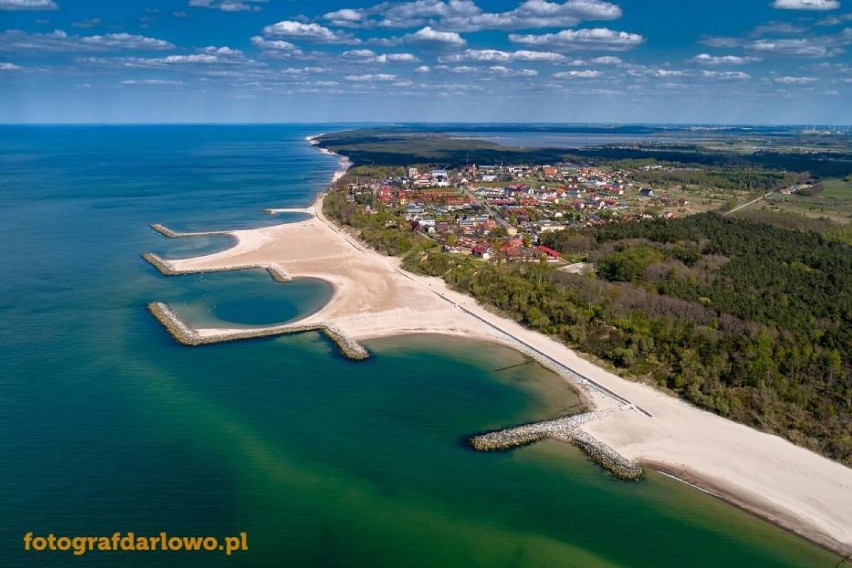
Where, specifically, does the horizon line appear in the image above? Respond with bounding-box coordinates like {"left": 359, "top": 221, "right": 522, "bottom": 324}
{"left": 1, "top": 121, "right": 851, "bottom": 128}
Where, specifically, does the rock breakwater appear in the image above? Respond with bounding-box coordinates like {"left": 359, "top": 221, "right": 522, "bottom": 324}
{"left": 150, "top": 224, "right": 231, "bottom": 239}
{"left": 142, "top": 253, "right": 292, "bottom": 282}
{"left": 470, "top": 409, "right": 642, "bottom": 480}
{"left": 147, "top": 302, "right": 369, "bottom": 361}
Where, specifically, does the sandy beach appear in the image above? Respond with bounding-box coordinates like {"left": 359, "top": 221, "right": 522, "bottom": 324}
{"left": 147, "top": 145, "right": 851, "bottom": 555}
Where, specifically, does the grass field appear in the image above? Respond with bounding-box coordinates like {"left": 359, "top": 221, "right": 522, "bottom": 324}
{"left": 820, "top": 177, "right": 852, "bottom": 201}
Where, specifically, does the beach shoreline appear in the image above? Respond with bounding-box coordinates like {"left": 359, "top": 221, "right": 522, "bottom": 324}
{"left": 144, "top": 134, "right": 851, "bottom": 557}
{"left": 648, "top": 461, "right": 849, "bottom": 555}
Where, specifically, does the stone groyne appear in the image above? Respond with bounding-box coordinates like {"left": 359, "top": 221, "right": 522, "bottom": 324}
{"left": 142, "top": 253, "right": 292, "bottom": 283}
{"left": 569, "top": 430, "right": 643, "bottom": 481}
{"left": 148, "top": 301, "right": 200, "bottom": 344}
{"left": 150, "top": 223, "right": 231, "bottom": 239}
{"left": 264, "top": 208, "right": 314, "bottom": 216}
{"left": 147, "top": 302, "right": 369, "bottom": 361}
{"left": 469, "top": 409, "right": 643, "bottom": 480}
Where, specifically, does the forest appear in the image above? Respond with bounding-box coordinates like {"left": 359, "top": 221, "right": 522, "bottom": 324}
{"left": 324, "top": 190, "right": 851, "bottom": 465}
{"left": 315, "top": 129, "right": 852, "bottom": 178}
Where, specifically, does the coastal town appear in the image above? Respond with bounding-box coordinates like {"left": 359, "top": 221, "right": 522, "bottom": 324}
{"left": 335, "top": 161, "right": 718, "bottom": 264}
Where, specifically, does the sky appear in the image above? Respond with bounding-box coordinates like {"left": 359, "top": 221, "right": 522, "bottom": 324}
{"left": 0, "top": 0, "right": 850, "bottom": 124}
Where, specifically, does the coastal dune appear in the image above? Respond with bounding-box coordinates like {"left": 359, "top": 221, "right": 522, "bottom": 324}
{"left": 143, "top": 146, "right": 852, "bottom": 556}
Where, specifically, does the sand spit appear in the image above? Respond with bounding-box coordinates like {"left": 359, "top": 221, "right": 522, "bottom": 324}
{"left": 147, "top": 302, "right": 369, "bottom": 360}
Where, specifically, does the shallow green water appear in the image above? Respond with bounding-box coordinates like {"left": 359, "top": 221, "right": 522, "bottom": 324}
{"left": 0, "top": 125, "right": 840, "bottom": 567}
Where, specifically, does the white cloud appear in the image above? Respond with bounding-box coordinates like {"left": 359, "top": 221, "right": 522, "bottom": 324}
{"left": 439, "top": 48, "right": 567, "bottom": 63}
{"left": 189, "top": 0, "right": 268, "bottom": 12}
{"left": 415, "top": 65, "right": 430, "bottom": 72}
{"left": 404, "top": 26, "right": 466, "bottom": 46}
{"left": 553, "top": 69, "right": 602, "bottom": 78}
{"left": 590, "top": 55, "right": 622, "bottom": 64}
{"left": 514, "top": 50, "right": 567, "bottom": 62}
{"left": 498, "top": 66, "right": 537, "bottom": 76}
{"left": 342, "top": 49, "right": 377, "bottom": 58}
{"left": 0, "top": 61, "right": 22, "bottom": 69}
{"left": 509, "top": 28, "right": 644, "bottom": 51}
{"left": 345, "top": 73, "right": 398, "bottom": 81}
{"left": 280, "top": 66, "right": 330, "bottom": 75}
{"left": 81, "top": 33, "right": 174, "bottom": 50}
{"left": 440, "top": 0, "right": 622, "bottom": 31}
{"left": 440, "top": 49, "right": 509, "bottom": 62}
{"left": 250, "top": 36, "right": 299, "bottom": 51}
{"left": 751, "top": 22, "right": 807, "bottom": 35}
{"left": 772, "top": 0, "right": 839, "bottom": 10}
{"left": 377, "top": 52, "right": 418, "bottom": 62}
{"left": 160, "top": 54, "right": 221, "bottom": 63}
{"left": 775, "top": 75, "right": 818, "bottom": 83}
{"left": 628, "top": 67, "right": 685, "bottom": 78}
{"left": 817, "top": 13, "right": 852, "bottom": 25}
{"left": 324, "top": 8, "right": 364, "bottom": 26}
{"left": 121, "top": 79, "right": 183, "bottom": 85}
{"left": 0, "top": 0, "right": 57, "bottom": 10}
{"left": 701, "top": 70, "right": 751, "bottom": 80}
{"left": 84, "top": 46, "right": 259, "bottom": 68}
{"left": 691, "top": 53, "right": 759, "bottom": 65}
{"left": 199, "top": 46, "right": 244, "bottom": 56}
{"left": 748, "top": 38, "right": 843, "bottom": 57}
{"left": 262, "top": 21, "right": 356, "bottom": 44}
{"left": 342, "top": 49, "right": 418, "bottom": 62}
{"left": 324, "top": 0, "right": 622, "bottom": 32}
{"left": 450, "top": 64, "right": 538, "bottom": 77}
{"left": 0, "top": 29, "right": 174, "bottom": 52}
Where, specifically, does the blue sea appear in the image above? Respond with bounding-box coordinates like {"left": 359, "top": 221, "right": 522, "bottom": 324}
{"left": 0, "top": 125, "right": 838, "bottom": 567}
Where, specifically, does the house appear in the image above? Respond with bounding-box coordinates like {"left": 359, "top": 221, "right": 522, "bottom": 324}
{"left": 471, "top": 245, "right": 493, "bottom": 260}
{"left": 537, "top": 245, "right": 561, "bottom": 259}
{"left": 537, "top": 221, "right": 564, "bottom": 233}
{"left": 405, "top": 204, "right": 424, "bottom": 216}
{"left": 376, "top": 186, "right": 395, "bottom": 204}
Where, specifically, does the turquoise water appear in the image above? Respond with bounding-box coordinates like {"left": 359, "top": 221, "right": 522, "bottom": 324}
{"left": 0, "top": 126, "right": 839, "bottom": 567}
{"left": 167, "top": 272, "right": 333, "bottom": 328}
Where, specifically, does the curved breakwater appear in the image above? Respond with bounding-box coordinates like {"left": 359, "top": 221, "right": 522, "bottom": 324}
{"left": 470, "top": 409, "right": 643, "bottom": 480}
{"left": 147, "top": 302, "right": 369, "bottom": 360}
